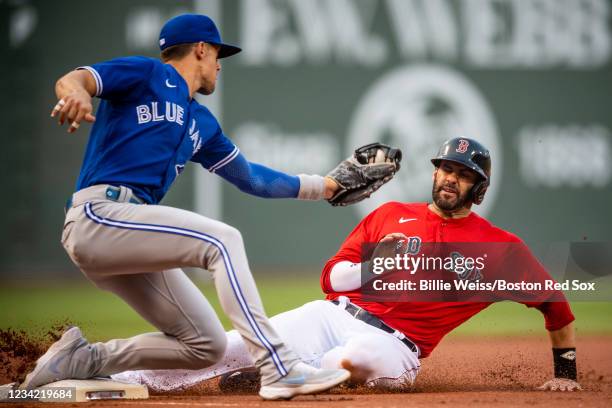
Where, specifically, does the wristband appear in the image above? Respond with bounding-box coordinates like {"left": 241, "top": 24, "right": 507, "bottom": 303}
{"left": 297, "top": 174, "right": 325, "bottom": 200}
{"left": 553, "top": 348, "right": 577, "bottom": 380}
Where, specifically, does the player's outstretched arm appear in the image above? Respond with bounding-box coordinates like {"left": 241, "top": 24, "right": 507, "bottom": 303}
{"left": 209, "top": 147, "right": 339, "bottom": 200}
{"left": 537, "top": 322, "right": 582, "bottom": 391}
{"left": 199, "top": 127, "right": 400, "bottom": 204}
{"left": 51, "top": 70, "right": 97, "bottom": 133}
{"left": 217, "top": 143, "right": 401, "bottom": 204}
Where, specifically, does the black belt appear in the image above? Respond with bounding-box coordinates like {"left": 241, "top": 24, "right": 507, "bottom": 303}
{"left": 331, "top": 300, "right": 419, "bottom": 355}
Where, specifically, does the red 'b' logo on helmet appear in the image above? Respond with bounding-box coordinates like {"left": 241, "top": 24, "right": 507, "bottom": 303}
{"left": 456, "top": 139, "right": 469, "bottom": 153}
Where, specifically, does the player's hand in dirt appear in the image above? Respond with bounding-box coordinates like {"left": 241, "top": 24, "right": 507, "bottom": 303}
{"left": 537, "top": 378, "right": 582, "bottom": 391}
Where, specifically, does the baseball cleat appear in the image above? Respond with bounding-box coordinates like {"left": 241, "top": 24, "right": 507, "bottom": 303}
{"left": 258, "top": 362, "right": 350, "bottom": 400}
{"left": 219, "top": 369, "right": 260, "bottom": 393}
{"left": 20, "top": 326, "right": 89, "bottom": 389}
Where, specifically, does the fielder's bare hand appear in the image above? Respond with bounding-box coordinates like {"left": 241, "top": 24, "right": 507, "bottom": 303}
{"left": 51, "top": 70, "right": 97, "bottom": 133}
{"left": 323, "top": 176, "right": 340, "bottom": 200}
{"left": 537, "top": 378, "right": 582, "bottom": 391}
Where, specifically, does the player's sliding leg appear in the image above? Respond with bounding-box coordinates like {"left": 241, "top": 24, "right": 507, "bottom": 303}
{"left": 114, "top": 330, "right": 255, "bottom": 391}
{"left": 114, "top": 300, "right": 419, "bottom": 392}
{"left": 114, "top": 300, "right": 343, "bottom": 391}
{"left": 22, "top": 269, "right": 227, "bottom": 388}
{"left": 320, "top": 332, "right": 420, "bottom": 389}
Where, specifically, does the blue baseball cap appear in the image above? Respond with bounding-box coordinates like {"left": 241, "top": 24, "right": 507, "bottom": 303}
{"left": 159, "top": 14, "right": 241, "bottom": 59}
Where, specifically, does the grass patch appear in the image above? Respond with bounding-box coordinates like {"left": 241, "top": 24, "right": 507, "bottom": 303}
{"left": 1, "top": 277, "right": 610, "bottom": 341}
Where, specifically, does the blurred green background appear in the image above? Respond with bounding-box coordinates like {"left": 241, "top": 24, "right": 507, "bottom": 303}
{"left": 2, "top": 277, "right": 611, "bottom": 341}
{"left": 2, "top": 0, "right": 612, "bottom": 277}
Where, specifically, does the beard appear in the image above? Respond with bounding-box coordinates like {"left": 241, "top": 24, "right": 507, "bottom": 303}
{"left": 432, "top": 181, "right": 470, "bottom": 212}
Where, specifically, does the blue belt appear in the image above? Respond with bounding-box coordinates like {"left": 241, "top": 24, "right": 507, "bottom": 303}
{"left": 65, "top": 186, "right": 143, "bottom": 211}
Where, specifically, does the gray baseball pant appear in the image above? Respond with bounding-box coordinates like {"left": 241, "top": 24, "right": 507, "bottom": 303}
{"left": 61, "top": 185, "right": 299, "bottom": 385}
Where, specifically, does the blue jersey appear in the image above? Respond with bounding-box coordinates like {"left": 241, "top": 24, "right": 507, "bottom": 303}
{"left": 76, "top": 56, "right": 237, "bottom": 204}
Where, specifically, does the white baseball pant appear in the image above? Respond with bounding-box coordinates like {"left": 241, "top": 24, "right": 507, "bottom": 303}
{"left": 113, "top": 298, "right": 421, "bottom": 390}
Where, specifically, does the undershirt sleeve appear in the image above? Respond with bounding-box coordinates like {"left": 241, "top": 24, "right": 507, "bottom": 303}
{"left": 329, "top": 261, "right": 363, "bottom": 292}
{"left": 214, "top": 152, "right": 300, "bottom": 199}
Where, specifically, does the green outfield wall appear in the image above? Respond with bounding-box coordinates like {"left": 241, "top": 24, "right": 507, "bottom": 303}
{"left": 1, "top": 0, "right": 611, "bottom": 277}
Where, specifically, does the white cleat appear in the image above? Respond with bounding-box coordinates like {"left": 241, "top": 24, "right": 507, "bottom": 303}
{"left": 20, "top": 327, "right": 89, "bottom": 389}
{"left": 258, "top": 362, "right": 350, "bottom": 400}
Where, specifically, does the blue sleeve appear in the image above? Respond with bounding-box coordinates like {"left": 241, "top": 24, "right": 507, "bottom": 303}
{"left": 188, "top": 102, "right": 239, "bottom": 170}
{"left": 190, "top": 126, "right": 240, "bottom": 171}
{"left": 77, "top": 56, "right": 155, "bottom": 101}
{"left": 215, "top": 152, "right": 300, "bottom": 199}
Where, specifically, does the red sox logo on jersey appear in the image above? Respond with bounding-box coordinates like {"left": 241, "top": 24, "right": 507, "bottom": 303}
{"left": 447, "top": 251, "right": 483, "bottom": 282}
{"left": 456, "top": 139, "right": 470, "bottom": 153}
{"left": 397, "top": 236, "right": 422, "bottom": 255}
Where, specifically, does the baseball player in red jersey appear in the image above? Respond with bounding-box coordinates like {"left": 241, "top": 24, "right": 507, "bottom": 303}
{"left": 113, "top": 137, "right": 581, "bottom": 392}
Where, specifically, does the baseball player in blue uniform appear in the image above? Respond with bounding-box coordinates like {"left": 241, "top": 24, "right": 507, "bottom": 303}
{"left": 16, "top": 14, "right": 402, "bottom": 400}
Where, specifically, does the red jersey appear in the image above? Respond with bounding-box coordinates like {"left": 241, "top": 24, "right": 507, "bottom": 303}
{"left": 321, "top": 202, "right": 575, "bottom": 358}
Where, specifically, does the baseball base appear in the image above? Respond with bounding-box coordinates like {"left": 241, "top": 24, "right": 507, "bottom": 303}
{"left": 41, "top": 378, "right": 149, "bottom": 402}
{"left": 1, "top": 378, "right": 148, "bottom": 403}
{"left": 0, "top": 383, "right": 15, "bottom": 401}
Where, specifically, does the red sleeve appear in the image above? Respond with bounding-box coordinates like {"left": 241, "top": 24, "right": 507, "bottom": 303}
{"left": 320, "top": 204, "right": 386, "bottom": 294}
{"left": 535, "top": 301, "right": 575, "bottom": 331}
{"left": 507, "top": 238, "right": 576, "bottom": 331}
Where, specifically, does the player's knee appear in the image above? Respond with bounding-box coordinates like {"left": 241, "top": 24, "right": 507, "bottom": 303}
{"left": 206, "top": 224, "right": 244, "bottom": 269}
{"left": 184, "top": 329, "right": 227, "bottom": 369}
{"left": 340, "top": 336, "right": 380, "bottom": 379}
{"left": 342, "top": 346, "right": 377, "bottom": 371}
{"left": 196, "top": 336, "right": 227, "bottom": 367}
{"left": 207, "top": 327, "right": 228, "bottom": 363}
{"left": 216, "top": 224, "right": 243, "bottom": 246}
{"left": 321, "top": 343, "right": 376, "bottom": 385}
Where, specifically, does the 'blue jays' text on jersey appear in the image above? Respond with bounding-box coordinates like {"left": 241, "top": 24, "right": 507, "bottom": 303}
{"left": 75, "top": 56, "right": 237, "bottom": 204}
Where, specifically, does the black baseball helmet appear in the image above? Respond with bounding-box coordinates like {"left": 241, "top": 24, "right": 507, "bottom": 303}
{"left": 431, "top": 137, "right": 491, "bottom": 205}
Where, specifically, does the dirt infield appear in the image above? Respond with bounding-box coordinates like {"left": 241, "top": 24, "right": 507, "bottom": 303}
{"left": 2, "top": 335, "right": 611, "bottom": 407}
{"left": 0, "top": 325, "right": 67, "bottom": 386}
